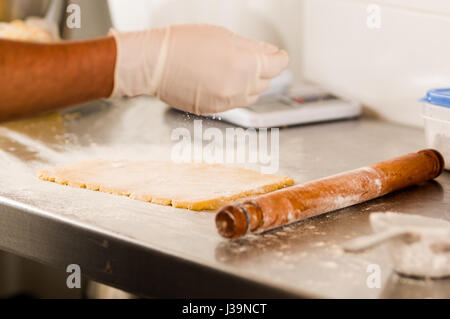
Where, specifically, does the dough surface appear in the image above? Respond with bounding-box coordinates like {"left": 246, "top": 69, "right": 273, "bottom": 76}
{"left": 38, "top": 160, "right": 294, "bottom": 210}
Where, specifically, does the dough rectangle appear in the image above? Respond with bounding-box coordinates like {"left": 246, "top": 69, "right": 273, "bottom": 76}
{"left": 38, "top": 160, "right": 295, "bottom": 211}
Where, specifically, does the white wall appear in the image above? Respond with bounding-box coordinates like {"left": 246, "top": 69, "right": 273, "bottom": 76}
{"left": 302, "top": 0, "right": 450, "bottom": 127}
{"left": 108, "top": 0, "right": 450, "bottom": 127}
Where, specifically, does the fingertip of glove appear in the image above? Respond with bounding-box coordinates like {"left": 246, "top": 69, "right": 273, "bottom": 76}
{"left": 258, "top": 41, "right": 279, "bottom": 54}
{"left": 259, "top": 49, "right": 290, "bottom": 79}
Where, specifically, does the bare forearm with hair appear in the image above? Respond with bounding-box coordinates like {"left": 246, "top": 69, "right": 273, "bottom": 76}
{"left": 0, "top": 37, "right": 116, "bottom": 122}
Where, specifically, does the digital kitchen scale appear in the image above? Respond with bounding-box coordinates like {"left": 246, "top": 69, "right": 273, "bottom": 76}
{"left": 215, "top": 94, "right": 361, "bottom": 128}
{"left": 213, "top": 73, "right": 362, "bottom": 128}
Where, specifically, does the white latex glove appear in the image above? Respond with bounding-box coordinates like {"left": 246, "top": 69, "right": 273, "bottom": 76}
{"left": 110, "top": 24, "right": 289, "bottom": 115}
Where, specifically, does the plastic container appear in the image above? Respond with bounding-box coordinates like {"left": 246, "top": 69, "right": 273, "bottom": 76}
{"left": 421, "top": 88, "right": 450, "bottom": 170}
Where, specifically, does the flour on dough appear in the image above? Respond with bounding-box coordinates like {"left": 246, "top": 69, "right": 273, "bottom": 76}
{"left": 37, "top": 160, "right": 294, "bottom": 211}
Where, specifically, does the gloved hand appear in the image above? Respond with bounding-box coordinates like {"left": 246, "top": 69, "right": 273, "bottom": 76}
{"left": 109, "top": 24, "right": 289, "bottom": 115}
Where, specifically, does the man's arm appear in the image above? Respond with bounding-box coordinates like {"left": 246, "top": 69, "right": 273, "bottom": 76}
{"left": 0, "top": 24, "right": 289, "bottom": 122}
{"left": 0, "top": 37, "right": 116, "bottom": 122}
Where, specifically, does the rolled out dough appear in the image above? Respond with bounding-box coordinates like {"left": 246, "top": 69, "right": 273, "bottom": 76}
{"left": 38, "top": 160, "right": 294, "bottom": 211}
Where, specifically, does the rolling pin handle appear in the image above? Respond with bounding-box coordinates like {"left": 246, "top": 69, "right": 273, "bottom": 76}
{"left": 216, "top": 202, "right": 265, "bottom": 239}
{"left": 215, "top": 205, "right": 249, "bottom": 239}
{"left": 420, "top": 149, "right": 445, "bottom": 177}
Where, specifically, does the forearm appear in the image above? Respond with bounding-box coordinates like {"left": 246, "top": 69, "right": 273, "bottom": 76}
{"left": 0, "top": 24, "right": 288, "bottom": 122}
{"left": 0, "top": 37, "right": 116, "bottom": 122}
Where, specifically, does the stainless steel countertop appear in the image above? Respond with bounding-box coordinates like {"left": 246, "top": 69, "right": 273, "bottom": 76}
{"left": 0, "top": 97, "right": 448, "bottom": 298}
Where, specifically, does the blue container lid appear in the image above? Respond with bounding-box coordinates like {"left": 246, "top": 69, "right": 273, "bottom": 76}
{"left": 421, "top": 88, "right": 450, "bottom": 108}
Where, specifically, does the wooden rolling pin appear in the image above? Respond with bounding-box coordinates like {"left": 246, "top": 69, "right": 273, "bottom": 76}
{"left": 216, "top": 149, "right": 445, "bottom": 239}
